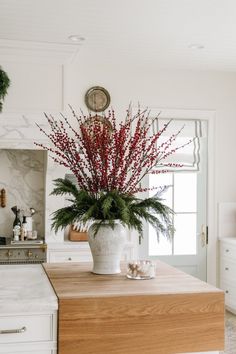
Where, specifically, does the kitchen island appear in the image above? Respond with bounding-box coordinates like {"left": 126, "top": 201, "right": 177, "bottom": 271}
{"left": 43, "top": 261, "right": 225, "bottom": 354}
{"left": 0, "top": 264, "right": 58, "bottom": 354}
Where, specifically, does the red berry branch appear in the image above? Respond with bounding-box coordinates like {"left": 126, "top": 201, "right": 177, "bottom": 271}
{"left": 35, "top": 107, "right": 191, "bottom": 195}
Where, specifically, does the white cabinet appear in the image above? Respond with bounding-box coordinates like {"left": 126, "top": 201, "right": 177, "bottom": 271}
{"left": 0, "top": 314, "right": 54, "bottom": 344}
{"left": 0, "top": 312, "right": 57, "bottom": 354}
{"left": 48, "top": 249, "right": 92, "bottom": 263}
{"left": 47, "top": 242, "right": 92, "bottom": 263}
{"left": 220, "top": 237, "right": 236, "bottom": 313}
{"left": 0, "top": 265, "right": 58, "bottom": 354}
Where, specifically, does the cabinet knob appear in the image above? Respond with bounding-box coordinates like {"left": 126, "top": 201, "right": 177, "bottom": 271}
{"left": 68, "top": 257, "right": 72, "bottom": 261}
{"left": 226, "top": 249, "right": 230, "bottom": 253}
{"left": 27, "top": 250, "right": 33, "bottom": 257}
{"left": 6, "top": 250, "right": 12, "bottom": 257}
{"left": 226, "top": 290, "right": 229, "bottom": 294}
{"left": 225, "top": 267, "right": 229, "bottom": 271}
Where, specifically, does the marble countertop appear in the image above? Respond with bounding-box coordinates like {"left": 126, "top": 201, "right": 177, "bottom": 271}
{"left": 0, "top": 264, "right": 58, "bottom": 314}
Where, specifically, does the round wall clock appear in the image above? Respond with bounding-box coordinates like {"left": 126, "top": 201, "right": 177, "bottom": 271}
{"left": 85, "top": 86, "right": 111, "bottom": 112}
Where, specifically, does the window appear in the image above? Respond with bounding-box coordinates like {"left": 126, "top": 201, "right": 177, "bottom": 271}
{"left": 148, "top": 172, "right": 197, "bottom": 256}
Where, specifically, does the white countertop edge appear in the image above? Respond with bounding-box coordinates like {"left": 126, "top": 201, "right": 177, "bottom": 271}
{"left": 0, "top": 264, "right": 58, "bottom": 314}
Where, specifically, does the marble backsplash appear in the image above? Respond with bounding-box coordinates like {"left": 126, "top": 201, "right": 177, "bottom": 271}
{"left": 0, "top": 149, "right": 46, "bottom": 238}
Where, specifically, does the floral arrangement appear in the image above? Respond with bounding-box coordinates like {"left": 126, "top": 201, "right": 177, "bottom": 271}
{"left": 36, "top": 106, "right": 190, "bottom": 238}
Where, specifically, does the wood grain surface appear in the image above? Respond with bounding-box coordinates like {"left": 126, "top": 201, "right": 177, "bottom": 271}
{"left": 43, "top": 261, "right": 225, "bottom": 354}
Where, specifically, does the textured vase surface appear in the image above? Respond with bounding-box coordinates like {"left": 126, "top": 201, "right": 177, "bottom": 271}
{"left": 88, "top": 221, "right": 126, "bottom": 274}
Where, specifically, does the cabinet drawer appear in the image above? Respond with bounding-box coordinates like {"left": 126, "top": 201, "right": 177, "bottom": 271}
{"left": 220, "top": 258, "right": 236, "bottom": 280}
{"left": 49, "top": 251, "right": 92, "bottom": 263}
{"left": 0, "top": 314, "right": 53, "bottom": 344}
{"left": 220, "top": 281, "right": 236, "bottom": 309}
{"left": 220, "top": 242, "right": 236, "bottom": 260}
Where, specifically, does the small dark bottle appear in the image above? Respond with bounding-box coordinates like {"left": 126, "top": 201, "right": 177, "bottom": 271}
{"left": 13, "top": 209, "right": 21, "bottom": 228}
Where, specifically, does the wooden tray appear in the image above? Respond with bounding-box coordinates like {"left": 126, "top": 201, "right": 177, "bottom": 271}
{"left": 68, "top": 226, "right": 88, "bottom": 242}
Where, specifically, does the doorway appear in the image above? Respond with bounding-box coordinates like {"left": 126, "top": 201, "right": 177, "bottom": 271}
{"left": 139, "top": 119, "right": 208, "bottom": 281}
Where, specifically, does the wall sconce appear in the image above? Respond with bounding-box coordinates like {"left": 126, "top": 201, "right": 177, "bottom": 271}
{"left": 0, "top": 189, "right": 6, "bottom": 208}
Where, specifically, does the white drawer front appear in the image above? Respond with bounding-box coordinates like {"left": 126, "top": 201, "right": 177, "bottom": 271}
{"left": 220, "top": 281, "right": 236, "bottom": 309}
{"left": 49, "top": 250, "right": 92, "bottom": 263}
{"left": 220, "top": 242, "right": 236, "bottom": 260}
{"left": 220, "top": 258, "right": 236, "bottom": 280}
{"left": 0, "top": 314, "right": 53, "bottom": 344}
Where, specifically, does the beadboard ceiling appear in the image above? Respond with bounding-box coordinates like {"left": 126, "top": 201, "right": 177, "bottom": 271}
{"left": 1, "top": 0, "right": 236, "bottom": 71}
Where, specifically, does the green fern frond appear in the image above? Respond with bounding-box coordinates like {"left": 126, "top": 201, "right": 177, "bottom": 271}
{"left": 101, "top": 193, "right": 114, "bottom": 218}
{"left": 51, "top": 206, "right": 80, "bottom": 232}
{"left": 0, "top": 67, "right": 10, "bottom": 112}
{"left": 82, "top": 204, "right": 100, "bottom": 222}
{"left": 50, "top": 178, "right": 81, "bottom": 198}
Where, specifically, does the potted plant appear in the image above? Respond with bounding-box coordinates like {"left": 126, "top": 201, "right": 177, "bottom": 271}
{"left": 0, "top": 66, "right": 10, "bottom": 112}
{"left": 36, "top": 107, "right": 189, "bottom": 274}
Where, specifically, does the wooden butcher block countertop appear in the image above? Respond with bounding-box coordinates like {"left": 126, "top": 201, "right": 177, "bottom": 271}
{"left": 43, "top": 261, "right": 225, "bottom": 354}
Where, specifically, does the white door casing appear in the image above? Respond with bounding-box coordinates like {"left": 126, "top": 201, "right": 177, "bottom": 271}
{"left": 135, "top": 108, "right": 216, "bottom": 284}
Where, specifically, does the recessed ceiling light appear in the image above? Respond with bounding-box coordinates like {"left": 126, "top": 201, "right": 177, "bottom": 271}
{"left": 188, "top": 43, "right": 205, "bottom": 50}
{"left": 68, "top": 35, "right": 85, "bottom": 43}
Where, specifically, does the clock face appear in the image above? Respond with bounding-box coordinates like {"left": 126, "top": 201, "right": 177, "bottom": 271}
{"left": 85, "top": 86, "right": 110, "bottom": 112}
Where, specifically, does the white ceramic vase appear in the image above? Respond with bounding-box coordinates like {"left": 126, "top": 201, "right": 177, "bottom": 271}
{"left": 88, "top": 220, "right": 126, "bottom": 274}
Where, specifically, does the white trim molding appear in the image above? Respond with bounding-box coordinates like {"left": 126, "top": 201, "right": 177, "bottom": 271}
{"left": 0, "top": 38, "right": 80, "bottom": 64}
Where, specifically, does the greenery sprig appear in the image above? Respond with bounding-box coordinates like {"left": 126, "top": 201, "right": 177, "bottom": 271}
{"left": 0, "top": 66, "right": 10, "bottom": 112}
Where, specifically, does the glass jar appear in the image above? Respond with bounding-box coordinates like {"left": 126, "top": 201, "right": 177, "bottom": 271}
{"left": 126, "top": 260, "right": 156, "bottom": 279}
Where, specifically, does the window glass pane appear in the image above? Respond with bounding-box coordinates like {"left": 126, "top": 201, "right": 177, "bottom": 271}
{"left": 148, "top": 224, "right": 172, "bottom": 256}
{"left": 174, "top": 173, "right": 197, "bottom": 212}
{"left": 149, "top": 173, "right": 172, "bottom": 208}
{"left": 173, "top": 214, "right": 197, "bottom": 255}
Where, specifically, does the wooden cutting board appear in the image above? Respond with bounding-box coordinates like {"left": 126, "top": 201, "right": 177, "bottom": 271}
{"left": 43, "top": 261, "right": 225, "bottom": 354}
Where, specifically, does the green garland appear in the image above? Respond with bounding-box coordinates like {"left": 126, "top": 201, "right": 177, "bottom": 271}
{"left": 0, "top": 66, "right": 10, "bottom": 112}
{"left": 50, "top": 178, "right": 174, "bottom": 240}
